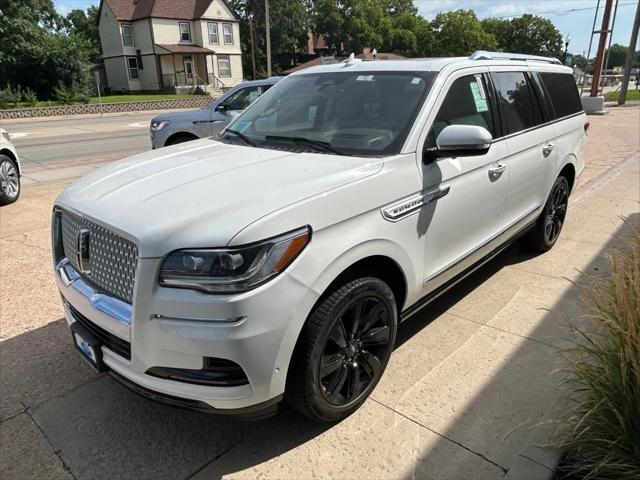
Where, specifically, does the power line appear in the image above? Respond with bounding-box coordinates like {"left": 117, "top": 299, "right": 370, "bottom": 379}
{"left": 489, "top": 1, "right": 637, "bottom": 19}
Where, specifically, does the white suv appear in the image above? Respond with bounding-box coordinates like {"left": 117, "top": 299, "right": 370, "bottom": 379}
{"left": 52, "top": 51, "right": 587, "bottom": 421}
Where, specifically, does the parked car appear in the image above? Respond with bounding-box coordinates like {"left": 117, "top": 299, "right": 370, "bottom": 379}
{"left": 0, "top": 128, "right": 21, "bottom": 206}
{"left": 53, "top": 51, "right": 587, "bottom": 422}
{"left": 150, "top": 77, "right": 282, "bottom": 149}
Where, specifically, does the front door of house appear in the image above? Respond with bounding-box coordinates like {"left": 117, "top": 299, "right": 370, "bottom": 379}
{"left": 183, "top": 56, "right": 194, "bottom": 84}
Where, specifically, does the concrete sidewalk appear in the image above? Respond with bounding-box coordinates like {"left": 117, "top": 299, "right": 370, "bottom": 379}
{"left": 0, "top": 111, "right": 639, "bottom": 479}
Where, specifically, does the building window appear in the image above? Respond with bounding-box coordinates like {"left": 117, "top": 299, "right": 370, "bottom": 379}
{"left": 179, "top": 22, "right": 191, "bottom": 42}
{"left": 208, "top": 22, "right": 219, "bottom": 44}
{"left": 222, "top": 23, "right": 233, "bottom": 44}
{"left": 217, "top": 55, "right": 231, "bottom": 77}
{"left": 127, "top": 57, "right": 140, "bottom": 79}
{"left": 121, "top": 23, "right": 134, "bottom": 47}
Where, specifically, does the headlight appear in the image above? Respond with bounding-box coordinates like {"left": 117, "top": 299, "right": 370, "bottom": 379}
{"left": 158, "top": 226, "right": 311, "bottom": 293}
{"left": 150, "top": 120, "right": 170, "bottom": 131}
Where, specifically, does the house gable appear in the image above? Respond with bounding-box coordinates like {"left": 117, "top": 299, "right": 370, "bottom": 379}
{"left": 200, "top": 0, "right": 237, "bottom": 21}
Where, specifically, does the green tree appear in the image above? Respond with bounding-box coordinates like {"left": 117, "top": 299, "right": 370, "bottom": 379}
{"left": 227, "top": 0, "right": 310, "bottom": 77}
{"left": 65, "top": 6, "right": 100, "bottom": 61}
{"left": 483, "top": 14, "right": 563, "bottom": 59}
{"left": 431, "top": 9, "right": 497, "bottom": 56}
{"left": 0, "top": 0, "right": 93, "bottom": 100}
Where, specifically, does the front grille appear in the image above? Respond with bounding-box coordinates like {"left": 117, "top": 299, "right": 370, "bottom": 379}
{"left": 68, "top": 302, "right": 131, "bottom": 360}
{"left": 60, "top": 209, "right": 138, "bottom": 304}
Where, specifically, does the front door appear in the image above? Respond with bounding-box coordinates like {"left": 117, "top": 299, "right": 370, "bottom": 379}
{"left": 183, "top": 56, "right": 194, "bottom": 84}
{"left": 489, "top": 69, "right": 555, "bottom": 229}
{"left": 208, "top": 86, "right": 264, "bottom": 136}
{"left": 420, "top": 72, "right": 509, "bottom": 294}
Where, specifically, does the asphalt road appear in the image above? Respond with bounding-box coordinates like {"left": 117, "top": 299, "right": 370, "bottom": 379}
{"left": 0, "top": 112, "right": 159, "bottom": 167}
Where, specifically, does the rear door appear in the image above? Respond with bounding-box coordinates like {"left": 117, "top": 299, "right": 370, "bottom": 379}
{"left": 419, "top": 71, "right": 510, "bottom": 293}
{"left": 489, "top": 69, "right": 556, "bottom": 229}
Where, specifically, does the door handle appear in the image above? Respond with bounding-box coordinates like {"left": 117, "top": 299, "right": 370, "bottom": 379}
{"left": 542, "top": 143, "right": 555, "bottom": 157}
{"left": 488, "top": 163, "right": 507, "bottom": 181}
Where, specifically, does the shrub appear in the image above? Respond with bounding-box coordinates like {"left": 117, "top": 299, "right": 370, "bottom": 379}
{"left": 22, "top": 87, "right": 38, "bottom": 107}
{"left": 53, "top": 81, "right": 90, "bottom": 105}
{"left": 555, "top": 219, "right": 640, "bottom": 479}
{"left": 0, "top": 84, "right": 22, "bottom": 109}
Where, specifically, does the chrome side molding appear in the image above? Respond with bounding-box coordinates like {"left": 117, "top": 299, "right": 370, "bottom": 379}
{"left": 381, "top": 186, "right": 450, "bottom": 221}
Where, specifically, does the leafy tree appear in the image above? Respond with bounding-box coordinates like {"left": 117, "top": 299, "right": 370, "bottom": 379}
{"left": 227, "top": 0, "right": 310, "bottom": 77}
{"left": 431, "top": 9, "right": 497, "bottom": 56}
{"left": 0, "top": 0, "right": 93, "bottom": 100}
{"left": 572, "top": 54, "right": 593, "bottom": 73}
{"left": 483, "top": 14, "right": 563, "bottom": 59}
{"left": 65, "top": 6, "right": 100, "bottom": 61}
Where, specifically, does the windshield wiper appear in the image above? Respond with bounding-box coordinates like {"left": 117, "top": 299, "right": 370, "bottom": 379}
{"left": 264, "top": 135, "right": 344, "bottom": 155}
{"left": 224, "top": 128, "right": 256, "bottom": 147}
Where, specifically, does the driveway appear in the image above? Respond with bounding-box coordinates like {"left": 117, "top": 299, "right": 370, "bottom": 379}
{"left": 0, "top": 105, "right": 638, "bottom": 479}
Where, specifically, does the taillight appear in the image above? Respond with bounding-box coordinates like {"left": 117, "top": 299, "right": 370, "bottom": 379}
{"left": 584, "top": 122, "right": 590, "bottom": 134}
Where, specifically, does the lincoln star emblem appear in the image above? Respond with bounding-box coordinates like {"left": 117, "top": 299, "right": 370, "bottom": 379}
{"left": 77, "top": 228, "right": 91, "bottom": 275}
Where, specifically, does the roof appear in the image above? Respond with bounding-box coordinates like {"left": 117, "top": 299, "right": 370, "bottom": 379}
{"left": 155, "top": 44, "right": 215, "bottom": 54}
{"left": 102, "top": 0, "right": 238, "bottom": 21}
{"left": 289, "top": 56, "right": 573, "bottom": 77}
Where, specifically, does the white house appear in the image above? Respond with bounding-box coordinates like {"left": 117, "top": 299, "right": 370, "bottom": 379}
{"left": 97, "top": 0, "right": 244, "bottom": 93}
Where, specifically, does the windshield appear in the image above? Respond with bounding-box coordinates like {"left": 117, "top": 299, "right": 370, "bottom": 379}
{"left": 220, "top": 70, "right": 436, "bottom": 157}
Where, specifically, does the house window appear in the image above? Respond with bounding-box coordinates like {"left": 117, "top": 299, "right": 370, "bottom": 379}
{"left": 121, "top": 23, "right": 134, "bottom": 47}
{"left": 179, "top": 22, "right": 191, "bottom": 42}
{"left": 217, "top": 55, "right": 231, "bottom": 77}
{"left": 127, "top": 57, "right": 140, "bottom": 79}
{"left": 208, "top": 22, "right": 219, "bottom": 44}
{"left": 222, "top": 23, "right": 233, "bottom": 44}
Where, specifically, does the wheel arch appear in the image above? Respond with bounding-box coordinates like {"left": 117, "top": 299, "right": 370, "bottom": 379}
{"left": 0, "top": 149, "right": 19, "bottom": 175}
{"left": 164, "top": 131, "right": 199, "bottom": 146}
{"left": 558, "top": 156, "right": 577, "bottom": 193}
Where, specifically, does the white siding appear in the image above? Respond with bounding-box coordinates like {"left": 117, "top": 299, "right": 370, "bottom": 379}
{"left": 103, "top": 57, "right": 130, "bottom": 91}
{"left": 98, "top": 2, "right": 123, "bottom": 58}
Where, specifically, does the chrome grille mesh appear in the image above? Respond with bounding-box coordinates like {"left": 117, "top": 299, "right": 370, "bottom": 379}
{"left": 61, "top": 210, "right": 138, "bottom": 303}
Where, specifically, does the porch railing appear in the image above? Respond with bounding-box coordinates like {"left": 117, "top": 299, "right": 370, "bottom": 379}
{"left": 161, "top": 73, "right": 227, "bottom": 89}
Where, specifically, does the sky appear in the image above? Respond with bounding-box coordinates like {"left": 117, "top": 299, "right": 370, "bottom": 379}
{"left": 54, "top": 0, "right": 639, "bottom": 57}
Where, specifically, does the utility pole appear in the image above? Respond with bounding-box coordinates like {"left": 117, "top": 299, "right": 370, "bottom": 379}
{"left": 249, "top": 18, "right": 257, "bottom": 80}
{"left": 590, "top": 0, "right": 615, "bottom": 97}
{"left": 265, "top": 0, "right": 272, "bottom": 77}
{"left": 618, "top": 1, "right": 640, "bottom": 105}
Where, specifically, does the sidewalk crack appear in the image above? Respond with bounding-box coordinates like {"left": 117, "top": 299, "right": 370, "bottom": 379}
{"left": 369, "top": 398, "right": 509, "bottom": 476}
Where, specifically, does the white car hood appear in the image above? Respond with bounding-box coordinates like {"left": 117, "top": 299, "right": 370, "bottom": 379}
{"left": 56, "top": 139, "right": 382, "bottom": 257}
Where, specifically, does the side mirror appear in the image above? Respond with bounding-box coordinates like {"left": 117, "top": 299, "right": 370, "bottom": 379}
{"left": 215, "top": 103, "right": 228, "bottom": 112}
{"left": 424, "top": 125, "right": 492, "bottom": 163}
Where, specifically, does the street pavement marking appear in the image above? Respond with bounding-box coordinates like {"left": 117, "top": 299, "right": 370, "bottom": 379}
{"left": 7, "top": 132, "right": 31, "bottom": 138}
{"left": 128, "top": 122, "right": 148, "bottom": 128}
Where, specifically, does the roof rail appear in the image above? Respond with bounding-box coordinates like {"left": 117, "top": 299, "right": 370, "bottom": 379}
{"left": 469, "top": 50, "right": 562, "bottom": 65}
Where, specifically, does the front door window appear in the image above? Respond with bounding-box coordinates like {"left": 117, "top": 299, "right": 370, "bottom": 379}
{"left": 183, "top": 56, "right": 194, "bottom": 84}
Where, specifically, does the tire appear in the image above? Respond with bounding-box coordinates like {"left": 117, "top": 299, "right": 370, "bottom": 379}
{"left": 287, "top": 277, "right": 398, "bottom": 422}
{"left": 521, "top": 175, "right": 570, "bottom": 253}
{"left": 0, "top": 154, "right": 20, "bottom": 206}
{"left": 165, "top": 134, "right": 198, "bottom": 146}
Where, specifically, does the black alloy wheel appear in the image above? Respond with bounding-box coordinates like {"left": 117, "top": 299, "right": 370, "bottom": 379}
{"left": 288, "top": 277, "right": 398, "bottom": 422}
{"left": 544, "top": 179, "right": 569, "bottom": 245}
{"left": 522, "top": 175, "right": 570, "bottom": 252}
{"left": 319, "top": 296, "right": 392, "bottom": 406}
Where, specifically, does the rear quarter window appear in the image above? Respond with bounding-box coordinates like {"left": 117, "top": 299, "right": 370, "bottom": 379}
{"left": 538, "top": 72, "right": 582, "bottom": 119}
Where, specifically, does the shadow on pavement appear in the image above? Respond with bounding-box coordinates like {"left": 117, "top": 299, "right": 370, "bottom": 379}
{"left": 2, "top": 213, "right": 635, "bottom": 480}
{"left": 396, "top": 213, "right": 638, "bottom": 478}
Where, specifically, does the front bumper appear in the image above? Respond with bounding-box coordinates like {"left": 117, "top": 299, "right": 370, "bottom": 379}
{"left": 54, "top": 257, "right": 319, "bottom": 413}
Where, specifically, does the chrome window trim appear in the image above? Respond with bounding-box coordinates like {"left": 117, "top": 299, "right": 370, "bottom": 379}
{"left": 56, "top": 259, "right": 132, "bottom": 326}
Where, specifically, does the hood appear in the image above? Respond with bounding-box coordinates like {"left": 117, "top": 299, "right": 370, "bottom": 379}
{"left": 56, "top": 139, "right": 382, "bottom": 257}
{"left": 152, "top": 107, "right": 211, "bottom": 123}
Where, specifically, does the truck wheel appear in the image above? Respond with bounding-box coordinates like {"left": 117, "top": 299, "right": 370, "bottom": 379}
{"left": 288, "top": 277, "right": 397, "bottom": 422}
{"left": 0, "top": 154, "right": 20, "bottom": 206}
{"left": 521, "top": 175, "right": 569, "bottom": 253}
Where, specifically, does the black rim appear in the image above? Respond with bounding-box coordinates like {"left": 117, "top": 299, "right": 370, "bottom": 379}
{"left": 544, "top": 181, "right": 568, "bottom": 245}
{"left": 319, "top": 296, "right": 392, "bottom": 407}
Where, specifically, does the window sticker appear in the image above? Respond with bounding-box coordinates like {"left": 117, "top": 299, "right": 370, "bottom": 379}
{"left": 411, "top": 77, "right": 422, "bottom": 85}
{"left": 470, "top": 76, "right": 488, "bottom": 112}
{"left": 356, "top": 75, "right": 374, "bottom": 81}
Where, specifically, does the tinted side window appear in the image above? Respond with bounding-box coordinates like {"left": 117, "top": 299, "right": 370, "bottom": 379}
{"left": 492, "top": 72, "right": 540, "bottom": 135}
{"left": 538, "top": 72, "right": 582, "bottom": 119}
{"left": 426, "top": 74, "right": 494, "bottom": 148}
{"left": 224, "top": 87, "right": 260, "bottom": 110}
